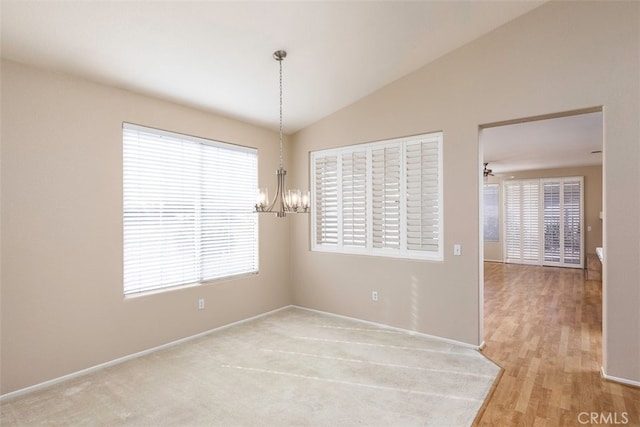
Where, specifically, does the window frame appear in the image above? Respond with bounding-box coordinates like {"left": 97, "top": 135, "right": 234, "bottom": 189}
{"left": 122, "top": 122, "right": 259, "bottom": 296}
{"left": 311, "top": 132, "right": 443, "bottom": 261}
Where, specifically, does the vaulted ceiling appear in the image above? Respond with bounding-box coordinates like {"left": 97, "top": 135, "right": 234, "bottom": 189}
{"left": 3, "top": 1, "right": 600, "bottom": 172}
{"left": 1, "top": 1, "right": 544, "bottom": 133}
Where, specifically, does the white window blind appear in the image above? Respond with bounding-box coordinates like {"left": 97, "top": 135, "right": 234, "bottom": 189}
{"left": 311, "top": 132, "right": 442, "bottom": 261}
{"left": 123, "top": 123, "right": 258, "bottom": 295}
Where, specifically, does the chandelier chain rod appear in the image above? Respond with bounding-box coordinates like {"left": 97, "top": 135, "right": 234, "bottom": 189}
{"left": 279, "top": 56, "right": 283, "bottom": 169}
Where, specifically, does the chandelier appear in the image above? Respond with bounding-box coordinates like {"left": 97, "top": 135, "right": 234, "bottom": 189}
{"left": 255, "top": 50, "right": 310, "bottom": 217}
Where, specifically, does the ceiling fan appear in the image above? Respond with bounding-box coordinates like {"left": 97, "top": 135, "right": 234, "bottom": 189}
{"left": 483, "top": 163, "right": 494, "bottom": 177}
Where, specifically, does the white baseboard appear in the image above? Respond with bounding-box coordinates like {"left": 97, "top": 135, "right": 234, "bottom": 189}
{"left": 293, "top": 305, "right": 484, "bottom": 351}
{"left": 0, "top": 305, "right": 293, "bottom": 402}
{"left": 600, "top": 366, "right": 640, "bottom": 388}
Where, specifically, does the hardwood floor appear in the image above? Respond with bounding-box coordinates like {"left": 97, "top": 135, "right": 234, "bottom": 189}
{"left": 476, "top": 262, "right": 640, "bottom": 426}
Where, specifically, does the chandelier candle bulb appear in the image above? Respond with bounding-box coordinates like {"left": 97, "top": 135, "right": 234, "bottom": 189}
{"left": 256, "top": 188, "right": 269, "bottom": 211}
{"left": 301, "top": 191, "right": 310, "bottom": 211}
{"left": 287, "top": 189, "right": 301, "bottom": 210}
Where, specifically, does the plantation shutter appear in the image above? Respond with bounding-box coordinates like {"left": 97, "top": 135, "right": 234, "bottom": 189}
{"left": 123, "top": 123, "right": 258, "bottom": 295}
{"left": 342, "top": 150, "right": 367, "bottom": 247}
{"left": 405, "top": 137, "right": 440, "bottom": 252}
{"left": 504, "top": 180, "right": 540, "bottom": 265}
{"left": 504, "top": 181, "right": 522, "bottom": 262}
{"left": 314, "top": 155, "right": 339, "bottom": 245}
{"left": 542, "top": 177, "right": 583, "bottom": 267}
{"left": 543, "top": 181, "right": 561, "bottom": 263}
{"left": 521, "top": 181, "right": 540, "bottom": 262}
{"left": 562, "top": 179, "right": 582, "bottom": 266}
{"left": 372, "top": 145, "right": 401, "bottom": 250}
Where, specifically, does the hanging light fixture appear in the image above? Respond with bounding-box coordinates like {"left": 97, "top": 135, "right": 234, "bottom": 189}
{"left": 255, "top": 50, "right": 310, "bottom": 218}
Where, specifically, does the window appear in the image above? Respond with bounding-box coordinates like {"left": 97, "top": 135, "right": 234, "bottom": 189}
{"left": 311, "top": 132, "right": 442, "bottom": 260}
{"left": 483, "top": 183, "right": 499, "bottom": 242}
{"left": 123, "top": 123, "right": 258, "bottom": 295}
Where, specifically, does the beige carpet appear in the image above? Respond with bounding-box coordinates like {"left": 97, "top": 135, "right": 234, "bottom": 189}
{"left": 1, "top": 307, "right": 500, "bottom": 426}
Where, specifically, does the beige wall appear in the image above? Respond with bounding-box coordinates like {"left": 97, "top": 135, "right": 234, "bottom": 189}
{"left": 483, "top": 165, "right": 603, "bottom": 263}
{"left": 0, "top": 60, "right": 292, "bottom": 394}
{"left": 290, "top": 1, "right": 639, "bottom": 383}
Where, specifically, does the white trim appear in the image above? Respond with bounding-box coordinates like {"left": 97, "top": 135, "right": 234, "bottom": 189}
{"left": 0, "top": 306, "right": 292, "bottom": 402}
{"left": 293, "top": 305, "right": 483, "bottom": 351}
{"left": 483, "top": 259, "right": 503, "bottom": 263}
{"left": 600, "top": 366, "right": 640, "bottom": 388}
{"left": 478, "top": 145, "right": 485, "bottom": 351}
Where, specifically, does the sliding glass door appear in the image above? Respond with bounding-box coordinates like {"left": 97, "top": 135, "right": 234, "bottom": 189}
{"left": 504, "top": 177, "right": 584, "bottom": 268}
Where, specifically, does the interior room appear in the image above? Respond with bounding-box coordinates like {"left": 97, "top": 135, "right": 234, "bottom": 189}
{"left": 1, "top": 1, "right": 639, "bottom": 425}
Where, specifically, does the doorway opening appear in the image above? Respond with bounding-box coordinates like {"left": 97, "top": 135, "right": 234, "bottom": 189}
{"left": 477, "top": 107, "right": 605, "bottom": 420}
{"left": 479, "top": 108, "right": 603, "bottom": 268}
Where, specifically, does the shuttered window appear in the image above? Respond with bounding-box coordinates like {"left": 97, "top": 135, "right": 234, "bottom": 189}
{"left": 311, "top": 132, "right": 442, "bottom": 261}
{"left": 123, "top": 123, "right": 258, "bottom": 295}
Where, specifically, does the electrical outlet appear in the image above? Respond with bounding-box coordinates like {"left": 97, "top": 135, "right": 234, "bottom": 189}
{"left": 372, "top": 291, "right": 378, "bottom": 302}
{"left": 198, "top": 298, "right": 205, "bottom": 310}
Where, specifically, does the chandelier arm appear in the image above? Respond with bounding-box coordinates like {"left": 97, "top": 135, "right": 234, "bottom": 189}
{"left": 265, "top": 167, "right": 288, "bottom": 215}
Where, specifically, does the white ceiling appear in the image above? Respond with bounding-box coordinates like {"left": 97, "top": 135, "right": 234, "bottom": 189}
{"left": 1, "top": 0, "right": 544, "bottom": 134}
{"left": 4, "top": 1, "right": 598, "bottom": 174}
{"left": 482, "top": 111, "right": 603, "bottom": 175}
